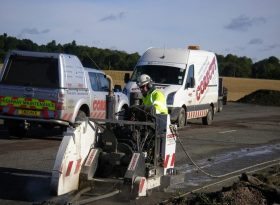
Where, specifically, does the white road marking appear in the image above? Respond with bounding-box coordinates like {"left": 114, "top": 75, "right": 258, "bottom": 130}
{"left": 219, "top": 130, "right": 237, "bottom": 134}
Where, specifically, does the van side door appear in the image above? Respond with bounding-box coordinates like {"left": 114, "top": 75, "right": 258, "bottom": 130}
{"left": 184, "top": 64, "right": 196, "bottom": 119}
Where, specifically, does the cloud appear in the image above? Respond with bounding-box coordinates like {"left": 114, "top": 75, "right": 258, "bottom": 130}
{"left": 99, "top": 12, "right": 126, "bottom": 22}
{"left": 261, "top": 44, "right": 280, "bottom": 51}
{"left": 18, "top": 28, "right": 50, "bottom": 38}
{"left": 225, "top": 15, "right": 266, "bottom": 31}
{"left": 249, "top": 38, "right": 263, "bottom": 45}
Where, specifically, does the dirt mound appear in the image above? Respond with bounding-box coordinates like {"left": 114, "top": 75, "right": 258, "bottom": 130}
{"left": 237, "top": 89, "right": 280, "bottom": 106}
{"left": 171, "top": 165, "right": 280, "bottom": 205}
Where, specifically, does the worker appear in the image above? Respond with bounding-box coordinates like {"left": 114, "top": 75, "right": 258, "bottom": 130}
{"left": 137, "top": 74, "right": 168, "bottom": 115}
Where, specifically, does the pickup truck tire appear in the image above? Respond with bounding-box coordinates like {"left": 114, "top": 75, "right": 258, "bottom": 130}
{"left": 5, "top": 120, "right": 27, "bottom": 138}
{"left": 75, "top": 110, "right": 87, "bottom": 122}
{"left": 116, "top": 106, "right": 127, "bottom": 120}
{"left": 202, "top": 107, "right": 213, "bottom": 125}
{"left": 178, "top": 107, "right": 186, "bottom": 127}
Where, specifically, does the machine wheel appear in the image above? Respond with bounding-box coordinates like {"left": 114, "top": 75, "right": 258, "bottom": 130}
{"left": 75, "top": 110, "right": 87, "bottom": 122}
{"left": 202, "top": 107, "right": 213, "bottom": 125}
{"left": 177, "top": 107, "right": 186, "bottom": 127}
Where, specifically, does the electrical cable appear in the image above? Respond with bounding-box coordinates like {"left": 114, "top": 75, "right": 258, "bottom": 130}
{"left": 169, "top": 124, "right": 280, "bottom": 178}
{"left": 87, "top": 105, "right": 279, "bottom": 203}
{"left": 105, "top": 105, "right": 280, "bottom": 180}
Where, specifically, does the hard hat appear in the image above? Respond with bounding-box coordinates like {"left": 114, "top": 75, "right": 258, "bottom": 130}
{"left": 137, "top": 74, "right": 152, "bottom": 87}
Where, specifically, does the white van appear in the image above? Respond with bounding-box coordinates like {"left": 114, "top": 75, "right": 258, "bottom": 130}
{"left": 123, "top": 46, "right": 219, "bottom": 127}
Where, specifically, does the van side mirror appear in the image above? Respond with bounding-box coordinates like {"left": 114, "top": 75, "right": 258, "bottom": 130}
{"left": 124, "top": 73, "right": 130, "bottom": 83}
{"left": 190, "top": 77, "right": 195, "bottom": 88}
{"left": 186, "top": 77, "right": 195, "bottom": 89}
{"left": 113, "top": 84, "right": 122, "bottom": 92}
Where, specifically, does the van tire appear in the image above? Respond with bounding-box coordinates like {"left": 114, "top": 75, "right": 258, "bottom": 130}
{"left": 75, "top": 110, "right": 87, "bottom": 123}
{"left": 202, "top": 107, "right": 213, "bottom": 125}
{"left": 178, "top": 107, "right": 186, "bottom": 127}
{"left": 218, "top": 100, "right": 223, "bottom": 112}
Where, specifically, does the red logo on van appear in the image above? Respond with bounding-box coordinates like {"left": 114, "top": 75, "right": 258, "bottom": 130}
{"left": 196, "top": 57, "right": 216, "bottom": 101}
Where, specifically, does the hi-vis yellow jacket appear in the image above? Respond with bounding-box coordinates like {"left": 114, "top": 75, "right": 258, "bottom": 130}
{"left": 142, "top": 89, "right": 168, "bottom": 114}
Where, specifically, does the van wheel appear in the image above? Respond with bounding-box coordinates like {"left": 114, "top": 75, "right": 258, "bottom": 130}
{"left": 218, "top": 100, "right": 223, "bottom": 112}
{"left": 202, "top": 107, "right": 213, "bottom": 125}
{"left": 177, "top": 108, "right": 186, "bottom": 127}
{"left": 75, "top": 110, "right": 87, "bottom": 123}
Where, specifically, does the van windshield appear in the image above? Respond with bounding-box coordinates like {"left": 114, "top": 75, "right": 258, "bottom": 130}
{"left": 1, "top": 55, "right": 59, "bottom": 88}
{"left": 130, "top": 65, "right": 186, "bottom": 85}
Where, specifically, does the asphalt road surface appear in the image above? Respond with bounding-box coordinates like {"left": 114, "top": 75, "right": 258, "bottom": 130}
{"left": 0, "top": 102, "right": 279, "bottom": 205}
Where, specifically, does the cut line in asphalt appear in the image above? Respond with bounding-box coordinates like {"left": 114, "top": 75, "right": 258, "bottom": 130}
{"left": 219, "top": 130, "right": 237, "bottom": 134}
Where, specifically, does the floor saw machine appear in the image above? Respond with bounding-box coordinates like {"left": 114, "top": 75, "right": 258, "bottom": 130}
{"left": 50, "top": 91, "right": 179, "bottom": 202}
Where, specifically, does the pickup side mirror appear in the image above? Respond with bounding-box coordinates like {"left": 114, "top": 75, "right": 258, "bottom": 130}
{"left": 124, "top": 73, "right": 130, "bottom": 83}
{"left": 113, "top": 84, "right": 122, "bottom": 92}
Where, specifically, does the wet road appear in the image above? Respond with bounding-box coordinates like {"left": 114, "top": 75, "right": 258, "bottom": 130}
{"left": 0, "top": 102, "right": 279, "bottom": 205}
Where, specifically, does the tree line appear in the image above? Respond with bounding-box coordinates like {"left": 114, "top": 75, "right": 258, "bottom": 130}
{"left": 1, "top": 33, "right": 279, "bottom": 79}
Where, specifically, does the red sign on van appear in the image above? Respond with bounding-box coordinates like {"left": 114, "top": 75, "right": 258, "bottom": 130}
{"left": 196, "top": 57, "right": 216, "bottom": 101}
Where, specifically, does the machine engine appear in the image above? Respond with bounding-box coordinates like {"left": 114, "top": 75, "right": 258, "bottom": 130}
{"left": 93, "top": 106, "right": 158, "bottom": 179}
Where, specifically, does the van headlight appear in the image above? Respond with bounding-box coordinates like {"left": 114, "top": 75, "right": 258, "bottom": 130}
{"left": 167, "top": 92, "right": 175, "bottom": 105}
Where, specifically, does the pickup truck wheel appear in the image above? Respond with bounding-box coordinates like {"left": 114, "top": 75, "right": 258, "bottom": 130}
{"left": 75, "top": 110, "right": 87, "bottom": 123}
{"left": 202, "top": 107, "right": 213, "bottom": 125}
{"left": 5, "top": 120, "right": 27, "bottom": 138}
{"left": 10, "top": 128, "right": 26, "bottom": 138}
{"left": 178, "top": 108, "right": 186, "bottom": 127}
{"left": 116, "top": 106, "right": 127, "bottom": 120}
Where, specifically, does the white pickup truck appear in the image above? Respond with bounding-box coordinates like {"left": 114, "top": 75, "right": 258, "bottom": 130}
{"left": 0, "top": 50, "right": 129, "bottom": 137}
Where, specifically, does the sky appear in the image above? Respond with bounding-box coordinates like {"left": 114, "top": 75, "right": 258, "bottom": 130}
{"left": 0, "top": 0, "right": 279, "bottom": 62}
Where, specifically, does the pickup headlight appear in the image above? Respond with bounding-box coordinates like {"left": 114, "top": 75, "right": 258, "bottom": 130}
{"left": 167, "top": 92, "right": 176, "bottom": 105}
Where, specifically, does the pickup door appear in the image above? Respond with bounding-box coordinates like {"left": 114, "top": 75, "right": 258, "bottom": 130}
{"left": 87, "top": 71, "right": 108, "bottom": 119}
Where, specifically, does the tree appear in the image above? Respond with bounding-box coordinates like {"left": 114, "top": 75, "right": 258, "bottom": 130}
{"left": 216, "top": 54, "right": 225, "bottom": 75}
{"left": 17, "top": 39, "right": 38, "bottom": 51}
{"left": 252, "top": 56, "right": 280, "bottom": 79}
{"left": 218, "top": 54, "right": 252, "bottom": 78}
{"left": 0, "top": 33, "right": 278, "bottom": 78}
{"left": 3, "top": 36, "right": 18, "bottom": 51}
{"left": 46, "top": 40, "right": 57, "bottom": 52}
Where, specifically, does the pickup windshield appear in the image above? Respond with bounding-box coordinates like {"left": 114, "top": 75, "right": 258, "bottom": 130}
{"left": 1, "top": 55, "right": 59, "bottom": 88}
{"left": 130, "top": 65, "right": 186, "bottom": 85}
